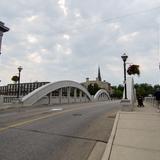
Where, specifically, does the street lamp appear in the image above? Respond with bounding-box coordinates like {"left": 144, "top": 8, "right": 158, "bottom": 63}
{"left": 121, "top": 53, "right": 128, "bottom": 99}
{"left": 0, "top": 21, "right": 9, "bottom": 55}
{"left": 17, "top": 66, "right": 23, "bottom": 99}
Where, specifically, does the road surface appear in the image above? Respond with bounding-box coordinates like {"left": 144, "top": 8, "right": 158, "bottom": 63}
{"left": 0, "top": 101, "right": 121, "bottom": 160}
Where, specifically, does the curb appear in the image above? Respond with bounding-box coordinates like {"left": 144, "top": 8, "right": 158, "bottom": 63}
{"left": 101, "top": 112, "right": 120, "bottom": 160}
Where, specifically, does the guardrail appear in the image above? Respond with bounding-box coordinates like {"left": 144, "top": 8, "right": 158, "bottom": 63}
{"left": 0, "top": 96, "right": 18, "bottom": 104}
{"left": 145, "top": 97, "right": 154, "bottom": 103}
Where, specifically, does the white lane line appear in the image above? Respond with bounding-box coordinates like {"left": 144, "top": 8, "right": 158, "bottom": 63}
{"left": 50, "top": 108, "right": 63, "bottom": 111}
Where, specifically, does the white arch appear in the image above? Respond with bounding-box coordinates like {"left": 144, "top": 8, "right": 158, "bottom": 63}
{"left": 94, "top": 89, "right": 111, "bottom": 101}
{"left": 22, "top": 80, "right": 92, "bottom": 106}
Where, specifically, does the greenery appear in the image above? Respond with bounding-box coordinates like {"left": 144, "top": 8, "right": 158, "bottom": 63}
{"left": 111, "top": 83, "right": 160, "bottom": 99}
{"left": 11, "top": 75, "right": 19, "bottom": 83}
{"left": 127, "top": 65, "right": 140, "bottom": 76}
{"left": 111, "top": 85, "right": 124, "bottom": 99}
{"left": 134, "top": 83, "right": 160, "bottom": 97}
{"left": 87, "top": 83, "right": 101, "bottom": 95}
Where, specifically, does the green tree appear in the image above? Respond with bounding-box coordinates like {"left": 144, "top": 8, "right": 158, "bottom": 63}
{"left": 87, "top": 83, "right": 100, "bottom": 95}
{"left": 134, "top": 83, "right": 154, "bottom": 97}
{"left": 11, "top": 75, "right": 19, "bottom": 84}
{"left": 111, "top": 85, "right": 123, "bottom": 99}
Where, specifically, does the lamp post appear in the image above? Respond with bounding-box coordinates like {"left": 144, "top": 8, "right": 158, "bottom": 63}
{"left": 17, "top": 66, "right": 23, "bottom": 99}
{"left": 0, "top": 21, "right": 9, "bottom": 55}
{"left": 121, "top": 53, "right": 128, "bottom": 99}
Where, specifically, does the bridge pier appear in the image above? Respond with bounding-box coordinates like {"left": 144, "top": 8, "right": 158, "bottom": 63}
{"left": 59, "top": 88, "right": 62, "bottom": 104}
{"left": 67, "top": 87, "right": 71, "bottom": 104}
{"left": 74, "top": 88, "right": 77, "bottom": 103}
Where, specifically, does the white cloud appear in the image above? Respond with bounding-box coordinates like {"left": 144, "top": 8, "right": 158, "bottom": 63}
{"left": 58, "top": 0, "right": 68, "bottom": 16}
{"left": 56, "top": 43, "right": 72, "bottom": 55}
{"left": 109, "top": 23, "right": 120, "bottom": 31}
{"left": 1, "top": 0, "right": 160, "bottom": 85}
{"left": 117, "top": 32, "right": 139, "bottom": 43}
{"left": 63, "top": 34, "right": 70, "bottom": 40}
{"left": 65, "top": 48, "right": 72, "bottom": 55}
{"left": 74, "top": 9, "right": 81, "bottom": 18}
{"left": 28, "top": 52, "right": 42, "bottom": 63}
{"left": 27, "top": 35, "right": 38, "bottom": 44}
{"left": 27, "top": 15, "right": 38, "bottom": 22}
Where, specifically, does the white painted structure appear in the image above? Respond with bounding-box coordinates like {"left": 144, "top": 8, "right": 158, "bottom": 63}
{"left": 94, "top": 89, "right": 111, "bottom": 101}
{"left": 20, "top": 80, "right": 112, "bottom": 106}
{"left": 122, "top": 77, "right": 136, "bottom": 104}
{"left": 22, "top": 80, "right": 92, "bottom": 106}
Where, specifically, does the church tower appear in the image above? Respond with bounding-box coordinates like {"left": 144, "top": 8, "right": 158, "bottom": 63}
{"left": 98, "top": 66, "right": 102, "bottom": 81}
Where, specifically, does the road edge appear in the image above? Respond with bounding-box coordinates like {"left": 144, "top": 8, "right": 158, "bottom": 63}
{"left": 101, "top": 112, "right": 120, "bottom": 160}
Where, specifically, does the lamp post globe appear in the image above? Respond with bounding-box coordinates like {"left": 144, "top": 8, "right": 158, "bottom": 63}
{"left": 121, "top": 53, "right": 128, "bottom": 99}
{"left": 17, "top": 66, "right": 23, "bottom": 99}
{"left": 18, "top": 66, "right": 23, "bottom": 72}
{"left": 121, "top": 53, "right": 128, "bottom": 62}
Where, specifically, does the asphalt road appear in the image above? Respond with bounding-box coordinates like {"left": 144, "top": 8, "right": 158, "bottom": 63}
{"left": 0, "top": 101, "right": 121, "bottom": 160}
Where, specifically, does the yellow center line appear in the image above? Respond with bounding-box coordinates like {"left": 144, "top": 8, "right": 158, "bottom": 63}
{"left": 0, "top": 105, "right": 98, "bottom": 133}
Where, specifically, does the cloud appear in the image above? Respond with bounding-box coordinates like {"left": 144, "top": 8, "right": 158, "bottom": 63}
{"left": 63, "top": 34, "right": 70, "bottom": 40}
{"left": 0, "top": 0, "right": 160, "bottom": 85}
{"left": 26, "top": 15, "right": 38, "bottom": 22}
{"left": 117, "top": 32, "right": 139, "bottom": 43}
{"left": 57, "top": 0, "right": 68, "bottom": 16}
{"left": 27, "top": 35, "right": 38, "bottom": 43}
{"left": 27, "top": 52, "right": 42, "bottom": 63}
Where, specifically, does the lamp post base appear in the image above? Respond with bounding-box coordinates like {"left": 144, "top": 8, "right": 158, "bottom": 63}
{"left": 121, "top": 99, "right": 130, "bottom": 103}
{"left": 120, "top": 99, "right": 133, "bottom": 111}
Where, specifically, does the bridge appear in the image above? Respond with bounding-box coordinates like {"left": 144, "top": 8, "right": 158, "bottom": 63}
{"left": 21, "top": 80, "right": 111, "bottom": 106}
{"left": 0, "top": 77, "right": 136, "bottom": 107}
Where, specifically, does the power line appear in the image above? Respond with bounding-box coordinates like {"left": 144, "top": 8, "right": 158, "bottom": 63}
{"left": 52, "top": 5, "right": 160, "bottom": 35}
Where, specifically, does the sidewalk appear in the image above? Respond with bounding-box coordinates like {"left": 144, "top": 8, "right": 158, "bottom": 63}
{"left": 102, "top": 102, "right": 160, "bottom": 160}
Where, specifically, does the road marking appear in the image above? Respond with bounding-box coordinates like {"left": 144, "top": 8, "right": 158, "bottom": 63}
{"left": 50, "top": 108, "right": 63, "bottom": 111}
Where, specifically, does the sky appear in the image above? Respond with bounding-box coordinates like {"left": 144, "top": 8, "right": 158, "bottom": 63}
{"left": 0, "top": 0, "right": 160, "bottom": 86}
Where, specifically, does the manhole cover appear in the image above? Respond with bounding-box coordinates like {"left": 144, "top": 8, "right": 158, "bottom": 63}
{"left": 72, "top": 113, "right": 82, "bottom": 116}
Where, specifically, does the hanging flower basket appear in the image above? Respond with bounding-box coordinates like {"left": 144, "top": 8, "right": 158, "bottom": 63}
{"left": 127, "top": 64, "right": 140, "bottom": 76}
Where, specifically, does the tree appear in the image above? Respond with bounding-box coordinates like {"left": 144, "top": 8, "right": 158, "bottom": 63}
{"left": 87, "top": 83, "right": 100, "bottom": 95}
{"left": 134, "top": 83, "right": 154, "bottom": 97}
{"left": 11, "top": 75, "right": 19, "bottom": 84}
{"left": 111, "top": 85, "right": 123, "bottom": 99}
{"left": 127, "top": 64, "right": 140, "bottom": 76}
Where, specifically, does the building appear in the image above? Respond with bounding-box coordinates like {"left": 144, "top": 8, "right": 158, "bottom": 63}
{"left": 0, "top": 82, "right": 49, "bottom": 96}
{"left": 81, "top": 67, "right": 112, "bottom": 94}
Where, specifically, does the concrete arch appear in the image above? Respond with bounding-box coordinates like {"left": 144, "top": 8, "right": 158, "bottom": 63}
{"left": 94, "top": 89, "right": 111, "bottom": 101}
{"left": 22, "top": 80, "right": 92, "bottom": 106}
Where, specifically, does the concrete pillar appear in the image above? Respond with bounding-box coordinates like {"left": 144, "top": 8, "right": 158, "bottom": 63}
{"left": 0, "top": 95, "right": 3, "bottom": 105}
{"left": 79, "top": 91, "right": 82, "bottom": 102}
{"left": 67, "top": 87, "right": 71, "bottom": 104}
{"left": 59, "top": 88, "right": 62, "bottom": 104}
{"left": 74, "top": 88, "right": 77, "bottom": 102}
{"left": 48, "top": 92, "right": 52, "bottom": 105}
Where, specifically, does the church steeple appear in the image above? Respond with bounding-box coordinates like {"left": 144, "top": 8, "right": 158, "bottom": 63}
{"left": 98, "top": 66, "right": 102, "bottom": 81}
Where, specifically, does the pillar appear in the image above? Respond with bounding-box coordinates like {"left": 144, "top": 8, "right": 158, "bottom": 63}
{"left": 74, "top": 88, "right": 77, "bottom": 102}
{"left": 48, "top": 92, "right": 52, "bottom": 105}
{"left": 67, "top": 87, "right": 71, "bottom": 103}
{"left": 59, "top": 88, "right": 62, "bottom": 104}
{"left": 79, "top": 91, "right": 82, "bottom": 102}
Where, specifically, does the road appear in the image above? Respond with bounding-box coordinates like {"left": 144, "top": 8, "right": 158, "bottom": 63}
{"left": 0, "top": 101, "right": 121, "bottom": 160}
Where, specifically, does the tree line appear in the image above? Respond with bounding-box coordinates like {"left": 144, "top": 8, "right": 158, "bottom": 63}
{"left": 111, "top": 83, "right": 160, "bottom": 99}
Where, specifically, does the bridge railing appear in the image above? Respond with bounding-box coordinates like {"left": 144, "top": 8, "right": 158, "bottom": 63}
{"left": 145, "top": 96, "right": 154, "bottom": 103}
{"left": 0, "top": 96, "right": 18, "bottom": 104}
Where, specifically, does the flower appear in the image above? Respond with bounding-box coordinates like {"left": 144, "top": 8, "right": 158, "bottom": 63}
{"left": 127, "top": 64, "right": 140, "bottom": 76}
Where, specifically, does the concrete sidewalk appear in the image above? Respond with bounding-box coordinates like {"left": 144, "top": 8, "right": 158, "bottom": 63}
{"left": 102, "top": 102, "right": 160, "bottom": 160}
